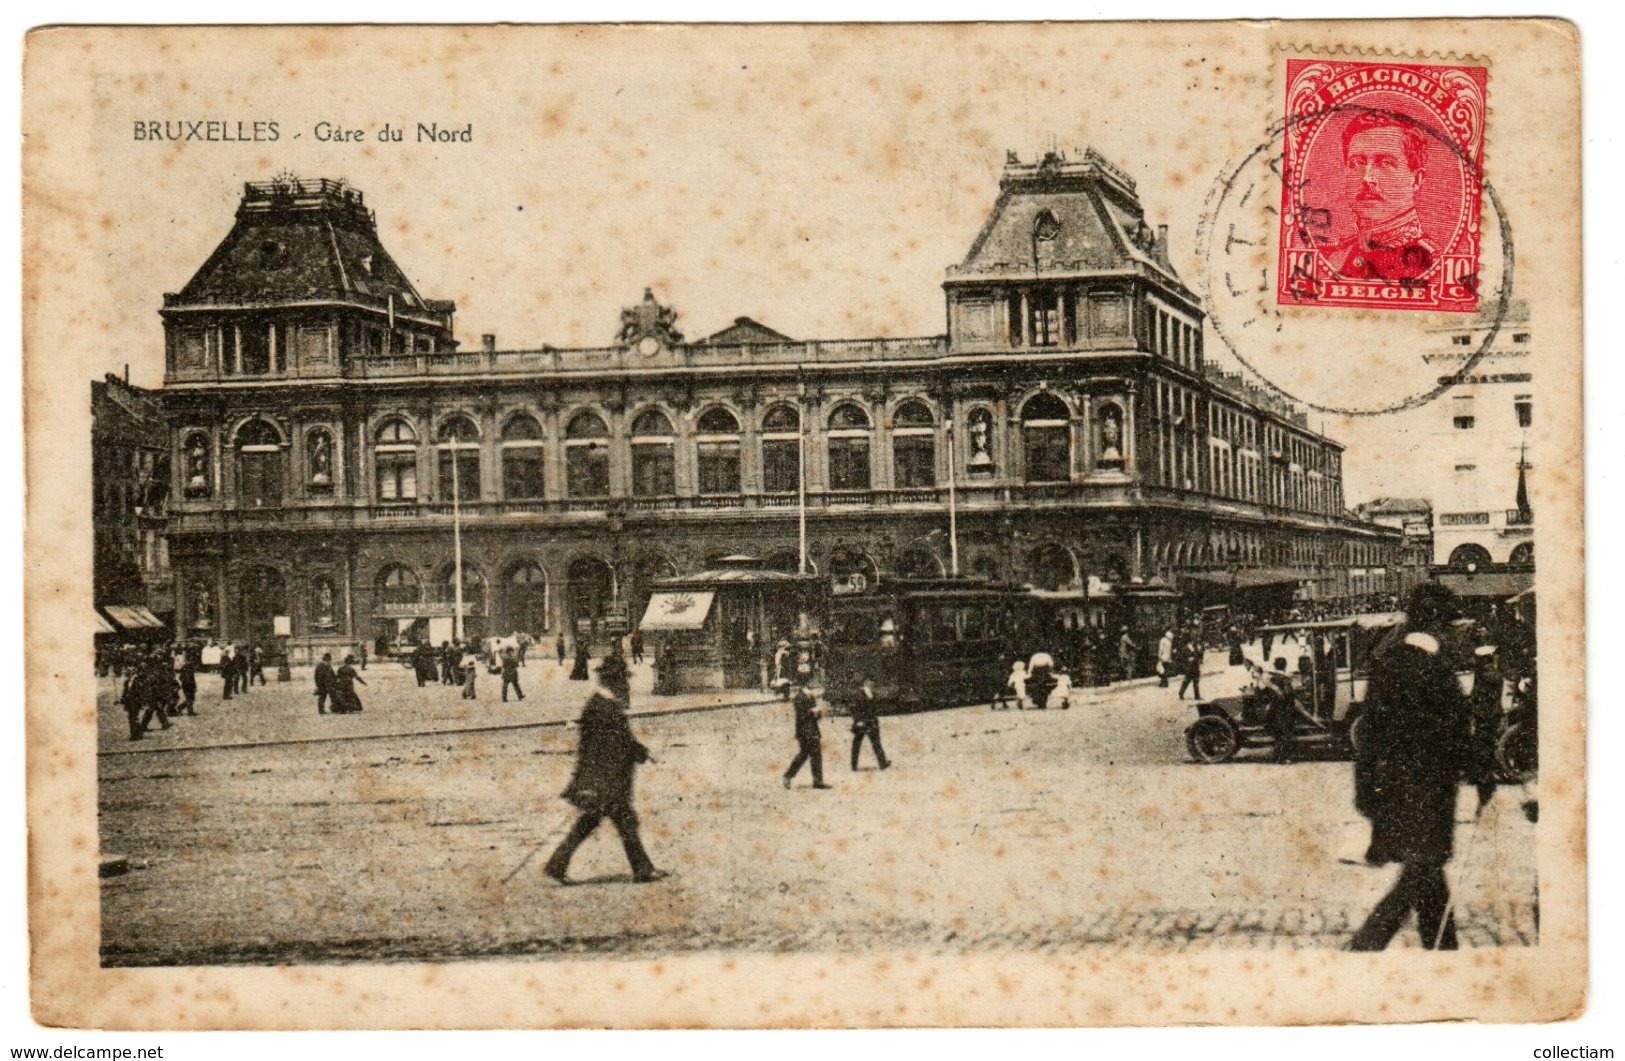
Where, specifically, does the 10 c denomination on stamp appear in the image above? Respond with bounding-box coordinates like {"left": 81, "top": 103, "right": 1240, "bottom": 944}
{"left": 1277, "top": 58, "right": 1488, "bottom": 313}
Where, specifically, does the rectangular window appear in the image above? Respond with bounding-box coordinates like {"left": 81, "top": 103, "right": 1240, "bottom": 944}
{"left": 1513, "top": 332, "right": 1530, "bottom": 343}
{"left": 632, "top": 445, "right": 676, "bottom": 497}
{"left": 438, "top": 451, "right": 480, "bottom": 502}
{"left": 1452, "top": 334, "right": 1472, "bottom": 346}
{"left": 1453, "top": 415, "right": 1476, "bottom": 430}
{"left": 1029, "top": 295, "right": 1059, "bottom": 347}
{"left": 828, "top": 437, "right": 871, "bottom": 491}
{"left": 893, "top": 435, "right": 936, "bottom": 488}
{"left": 240, "top": 327, "right": 271, "bottom": 375}
{"left": 1515, "top": 398, "right": 1533, "bottom": 428}
{"left": 697, "top": 441, "right": 742, "bottom": 495}
{"left": 1024, "top": 427, "right": 1069, "bottom": 483}
{"left": 762, "top": 438, "right": 800, "bottom": 494}
{"left": 502, "top": 449, "right": 546, "bottom": 499}
{"left": 566, "top": 444, "right": 611, "bottom": 498}
{"left": 376, "top": 453, "right": 417, "bottom": 501}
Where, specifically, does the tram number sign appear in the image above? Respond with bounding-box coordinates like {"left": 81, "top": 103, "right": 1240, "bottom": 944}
{"left": 832, "top": 573, "right": 869, "bottom": 596}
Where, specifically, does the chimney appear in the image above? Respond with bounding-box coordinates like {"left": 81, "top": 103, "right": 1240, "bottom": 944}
{"left": 1157, "top": 225, "right": 1169, "bottom": 265}
{"left": 481, "top": 334, "right": 496, "bottom": 353}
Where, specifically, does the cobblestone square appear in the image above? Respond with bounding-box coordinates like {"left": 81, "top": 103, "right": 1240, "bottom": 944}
{"left": 98, "top": 654, "right": 1537, "bottom": 965}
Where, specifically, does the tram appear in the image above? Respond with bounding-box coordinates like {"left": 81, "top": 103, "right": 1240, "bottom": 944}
{"left": 822, "top": 575, "right": 1020, "bottom": 714}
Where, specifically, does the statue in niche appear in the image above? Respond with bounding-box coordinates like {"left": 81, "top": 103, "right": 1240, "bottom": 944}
{"left": 967, "top": 407, "right": 994, "bottom": 472}
{"left": 308, "top": 431, "right": 333, "bottom": 486}
{"left": 1098, "top": 406, "right": 1125, "bottom": 467}
{"left": 192, "top": 584, "right": 213, "bottom": 629}
{"left": 185, "top": 434, "right": 210, "bottom": 496}
{"left": 313, "top": 578, "right": 335, "bottom": 627}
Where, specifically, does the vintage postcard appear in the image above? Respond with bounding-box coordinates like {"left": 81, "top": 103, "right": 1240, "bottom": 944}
{"left": 23, "top": 20, "right": 1584, "bottom": 1028}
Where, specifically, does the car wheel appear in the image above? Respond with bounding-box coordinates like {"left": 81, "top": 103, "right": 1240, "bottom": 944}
{"left": 1186, "top": 714, "right": 1240, "bottom": 764}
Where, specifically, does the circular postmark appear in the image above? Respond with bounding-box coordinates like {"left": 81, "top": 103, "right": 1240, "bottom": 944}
{"left": 1195, "top": 103, "right": 1514, "bottom": 418}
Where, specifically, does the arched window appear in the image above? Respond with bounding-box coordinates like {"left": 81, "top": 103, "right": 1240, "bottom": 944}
{"left": 892, "top": 400, "right": 936, "bottom": 488}
{"left": 437, "top": 564, "right": 490, "bottom": 640}
{"left": 437, "top": 416, "right": 481, "bottom": 502}
{"left": 375, "top": 563, "right": 421, "bottom": 607}
{"left": 828, "top": 403, "right": 872, "bottom": 492}
{"left": 565, "top": 411, "right": 611, "bottom": 498}
{"left": 696, "top": 407, "right": 742, "bottom": 495}
{"left": 374, "top": 419, "right": 418, "bottom": 502}
{"left": 505, "top": 561, "right": 550, "bottom": 634}
{"left": 630, "top": 409, "right": 676, "bottom": 497}
{"left": 1509, "top": 541, "right": 1534, "bottom": 567}
{"left": 761, "top": 404, "right": 801, "bottom": 494}
{"left": 182, "top": 430, "right": 212, "bottom": 499}
{"left": 1448, "top": 543, "right": 1493, "bottom": 570}
{"left": 235, "top": 419, "right": 284, "bottom": 508}
{"left": 1021, "top": 393, "right": 1071, "bottom": 483}
{"left": 306, "top": 427, "right": 335, "bottom": 492}
{"left": 1028, "top": 542, "right": 1078, "bottom": 590}
{"left": 501, "top": 414, "right": 545, "bottom": 500}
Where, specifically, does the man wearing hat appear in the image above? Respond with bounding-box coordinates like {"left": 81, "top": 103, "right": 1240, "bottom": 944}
{"left": 544, "top": 652, "right": 667, "bottom": 885}
{"left": 1349, "top": 582, "right": 1474, "bottom": 950}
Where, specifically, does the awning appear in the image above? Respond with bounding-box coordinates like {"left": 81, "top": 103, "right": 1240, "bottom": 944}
{"left": 95, "top": 611, "right": 115, "bottom": 634}
{"left": 1435, "top": 571, "right": 1534, "bottom": 598}
{"left": 640, "top": 590, "right": 715, "bottom": 631}
{"left": 1184, "top": 567, "right": 1309, "bottom": 590}
{"left": 101, "top": 605, "right": 166, "bottom": 631}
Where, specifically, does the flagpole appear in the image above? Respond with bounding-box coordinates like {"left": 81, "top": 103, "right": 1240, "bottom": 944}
{"left": 798, "top": 384, "right": 809, "bottom": 576}
{"left": 946, "top": 415, "right": 959, "bottom": 577}
{"left": 452, "top": 442, "right": 465, "bottom": 643}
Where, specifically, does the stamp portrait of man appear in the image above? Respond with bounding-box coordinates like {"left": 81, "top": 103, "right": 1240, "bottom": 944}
{"left": 1330, "top": 111, "right": 1437, "bottom": 282}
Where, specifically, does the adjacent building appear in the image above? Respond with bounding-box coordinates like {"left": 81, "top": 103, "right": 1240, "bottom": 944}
{"left": 92, "top": 373, "right": 173, "bottom": 631}
{"left": 1421, "top": 300, "right": 1536, "bottom": 599}
{"left": 160, "top": 156, "right": 1404, "bottom": 661}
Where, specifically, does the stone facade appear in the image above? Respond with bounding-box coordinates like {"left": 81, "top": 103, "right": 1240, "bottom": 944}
{"left": 161, "top": 160, "right": 1404, "bottom": 662}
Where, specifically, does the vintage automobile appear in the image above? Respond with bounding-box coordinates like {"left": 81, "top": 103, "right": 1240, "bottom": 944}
{"left": 1183, "top": 612, "right": 1404, "bottom": 764}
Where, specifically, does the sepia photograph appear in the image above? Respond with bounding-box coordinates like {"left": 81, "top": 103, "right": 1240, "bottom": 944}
{"left": 21, "top": 17, "right": 1585, "bottom": 1030}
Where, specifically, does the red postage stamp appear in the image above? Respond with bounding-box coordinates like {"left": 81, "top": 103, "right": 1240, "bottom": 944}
{"left": 1277, "top": 58, "right": 1489, "bottom": 313}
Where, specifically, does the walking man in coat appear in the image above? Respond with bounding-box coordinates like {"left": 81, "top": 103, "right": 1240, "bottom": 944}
{"left": 500, "top": 645, "right": 525, "bottom": 702}
{"left": 1177, "top": 636, "right": 1204, "bottom": 701}
{"left": 1349, "top": 583, "right": 1473, "bottom": 951}
{"left": 783, "top": 681, "right": 830, "bottom": 789}
{"left": 176, "top": 651, "right": 198, "bottom": 716}
{"left": 850, "top": 677, "right": 891, "bottom": 771}
{"left": 544, "top": 653, "right": 667, "bottom": 885}
{"left": 314, "top": 652, "right": 336, "bottom": 715}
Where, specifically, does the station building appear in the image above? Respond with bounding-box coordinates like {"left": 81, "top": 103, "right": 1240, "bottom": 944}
{"left": 159, "top": 157, "right": 1404, "bottom": 661}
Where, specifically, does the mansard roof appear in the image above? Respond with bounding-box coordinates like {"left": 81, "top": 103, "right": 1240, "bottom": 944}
{"left": 949, "top": 148, "right": 1192, "bottom": 300}
{"left": 164, "top": 179, "right": 451, "bottom": 322}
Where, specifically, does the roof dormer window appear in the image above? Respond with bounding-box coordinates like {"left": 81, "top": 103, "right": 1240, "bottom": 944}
{"left": 1033, "top": 209, "right": 1061, "bottom": 242}
{"left": 258, "top": 240, "right": 288, "bottom": 268}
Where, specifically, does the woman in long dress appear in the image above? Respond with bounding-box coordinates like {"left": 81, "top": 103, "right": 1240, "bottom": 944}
{"left": 461, "top": 647, "right": 479, "bottom": 699}
{"left": 333, "top": 655, "right": 366, "bottom": 713}
{"left": 569, "top": 640, "right": 591, "bottom": 681}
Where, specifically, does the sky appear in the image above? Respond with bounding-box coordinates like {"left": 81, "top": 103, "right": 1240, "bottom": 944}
{"left": 58, "top": 23, "right": 1551, "bottom": 505}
